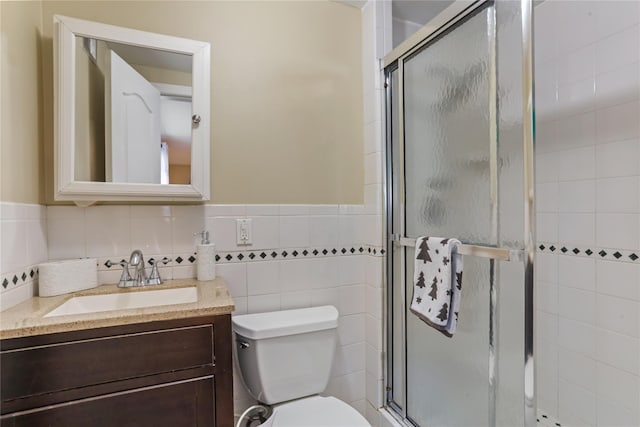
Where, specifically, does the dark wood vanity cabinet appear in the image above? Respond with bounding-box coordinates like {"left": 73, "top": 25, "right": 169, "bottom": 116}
{"left": 0, "top": 315, "right": 233, "bottom": 427}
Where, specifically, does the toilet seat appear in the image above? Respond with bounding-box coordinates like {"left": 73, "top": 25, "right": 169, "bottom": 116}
{"left": 260, "top": 396, "right": 371, "bottom": 427}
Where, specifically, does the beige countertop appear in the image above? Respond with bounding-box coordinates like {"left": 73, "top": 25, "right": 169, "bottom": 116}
{"left": 0, "top": 278, "right": 234, "bottom": 340}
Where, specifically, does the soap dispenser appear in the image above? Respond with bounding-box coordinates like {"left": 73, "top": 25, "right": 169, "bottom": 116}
{"left": 194, "top": 230, "right": 216, "bottom": 281}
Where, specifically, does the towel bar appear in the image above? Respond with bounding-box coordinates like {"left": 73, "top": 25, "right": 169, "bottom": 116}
{"left": 392, "top": 236, "right": 523, "bottom": 262}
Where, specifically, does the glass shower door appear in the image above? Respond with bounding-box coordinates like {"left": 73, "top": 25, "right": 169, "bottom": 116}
{"left": 385, "top": 1, "right": 535, "bottom": 426}
{"left": 404, "top": 6, "right": 493, "bottom": 426}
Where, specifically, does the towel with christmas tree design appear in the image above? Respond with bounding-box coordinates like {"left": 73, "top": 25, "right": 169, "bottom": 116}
{"left": 410, "top": 236, "right": 463, "bottom": 337}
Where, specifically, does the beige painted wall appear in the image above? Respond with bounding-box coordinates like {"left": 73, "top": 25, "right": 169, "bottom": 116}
{"left": 0, "top": 1, "right": 44, "bottom": 204}
{"left": 41, "top": 1, "right": 364, "bottom": 204}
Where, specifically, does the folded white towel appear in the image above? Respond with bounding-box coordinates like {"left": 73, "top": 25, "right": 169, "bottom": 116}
{"left": 410, "top": 237, "right": 464, "bottom": 337}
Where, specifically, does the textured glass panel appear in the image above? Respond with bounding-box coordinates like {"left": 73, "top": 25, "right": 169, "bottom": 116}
{"left": 404, "top": 9, "right": 493, "bottom": 246}
{"left": 496, "top": 261, "right": 526, "bottom": 425}
{"left": 403, "top": 7, "right": 492, "bottom": 427}
{"left": 405, "top": 256, "right": 491, "bottom": 426}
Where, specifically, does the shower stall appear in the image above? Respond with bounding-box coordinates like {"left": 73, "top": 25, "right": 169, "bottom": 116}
{"left": 384, "top": 1, "right": 640, "bottom": 426}
{"left": 384, "top": 1, "right": 534, "bottom": 425}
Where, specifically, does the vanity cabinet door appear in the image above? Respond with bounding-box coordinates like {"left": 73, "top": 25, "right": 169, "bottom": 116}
{"left": 1, "top": 376, "right": 215, "bottom": 427}
{"left": 2, "top": 323, "right": 214, "bottom": 401}
{"left": 1, "top": 314, "right": 233, "bottom": 427}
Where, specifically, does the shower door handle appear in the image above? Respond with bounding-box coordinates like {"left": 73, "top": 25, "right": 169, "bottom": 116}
{"left": 392, "top": 235, "right": 523, "bottom": 262}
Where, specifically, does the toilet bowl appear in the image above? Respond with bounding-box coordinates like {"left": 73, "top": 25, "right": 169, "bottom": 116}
{"left": 260, "top": 396, "right": 369, "bottom": 427}
{"left": 232, "top": 306, "right": 371, "bottom": 427}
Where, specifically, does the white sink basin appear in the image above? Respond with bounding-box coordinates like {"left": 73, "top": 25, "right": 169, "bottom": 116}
{"left": 45, "top": 287, "right": 198, "bottom": 318}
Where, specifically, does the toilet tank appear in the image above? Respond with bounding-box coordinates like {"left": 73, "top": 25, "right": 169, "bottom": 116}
{"left": 232, "top": 306, "right": 339, "bottom": 405}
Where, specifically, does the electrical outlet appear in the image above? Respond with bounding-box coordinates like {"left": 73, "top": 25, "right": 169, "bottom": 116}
{"left": 236, "top": 219, "right": 252, "bottom": 245}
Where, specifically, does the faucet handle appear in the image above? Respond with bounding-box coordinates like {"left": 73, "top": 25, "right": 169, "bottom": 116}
{"left": 148, "top": 258, "right": 170, "bottom": 285}
{"left": 117, "top": 260, "right": 133, "bottom": 288}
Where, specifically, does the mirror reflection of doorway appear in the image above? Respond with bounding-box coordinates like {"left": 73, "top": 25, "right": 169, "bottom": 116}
{"left": 74, "top": 35, "right": 193, "bottom": 185}
{"left": 108, "top": 49, "right": 161, "bottom": 184}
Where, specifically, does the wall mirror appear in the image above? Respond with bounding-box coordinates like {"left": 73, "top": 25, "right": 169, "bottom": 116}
{"left": 54, "top": 15, "right": 210, "bottom": 203}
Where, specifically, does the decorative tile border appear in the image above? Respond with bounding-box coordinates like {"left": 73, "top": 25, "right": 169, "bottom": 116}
{"left": 97, "top": 254, "right": 194, "bottom": 271}
{"left": 1, "top": 265, "right": 39, "bottom": 292}
{"left": 99, "top": 245, "right": 386, "bottom": 271}
{"left": 213, "top": 245, "right": 386, "bottom": 264}
{"left": 537, "top": 242, "right": 639, "bottom": 263}
{"left": 537, "top": 410, "right": 562, "bottom": 427}
{"left": 1, "top": 245, "right": 386, "bottom": 292}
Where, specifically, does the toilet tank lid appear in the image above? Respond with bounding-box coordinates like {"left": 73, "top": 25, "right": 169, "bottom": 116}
{"left": 232, "top": 306, "right": 338, "bottom": 340}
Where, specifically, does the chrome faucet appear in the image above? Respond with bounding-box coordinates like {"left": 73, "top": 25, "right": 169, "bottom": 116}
{"left": 115, "top": 251, "right": 170, "bottom": 287}
{"left": 129, "top": 249, "right": 148, "bottom": 286}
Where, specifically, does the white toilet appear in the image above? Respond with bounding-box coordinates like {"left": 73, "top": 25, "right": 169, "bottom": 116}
{"left": 232, "top": 305, "right": 371, "bottom": 427}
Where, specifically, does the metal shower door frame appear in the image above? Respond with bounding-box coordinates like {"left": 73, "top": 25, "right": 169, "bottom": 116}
{"left": 383, "top": 0, "right": 535, "bottom": 425}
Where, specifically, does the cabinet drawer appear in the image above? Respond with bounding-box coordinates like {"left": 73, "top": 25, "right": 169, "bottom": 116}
{"left": 0, "top": 376, "right": 215, "bottom": 427}
{"left": 1, "top": 324, "right": 213, "bottom": 402}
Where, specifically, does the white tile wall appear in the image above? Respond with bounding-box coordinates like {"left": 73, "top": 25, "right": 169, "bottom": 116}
{"left": 558, "top": 256, "right": 595, "bottom": 291}
{"left": 558, "top": 286, "right": 595, "bottom": 324}
{"left": 596, "top": 328, "right": 640, "bottom": 376}
{"left": 361, "top": 0, "right": 386, "bottom": 423}
{"left": 535, "top": 2, "right": 640, "bottom": 426}
{"left": 537, "top": 281, "right": 558, "bottom": 315}
{"left": 596, "top": 362, "right": 640, "bottom": 418}
{"left": 559, "top": 347, "right": 596, "bottom": 393}
{"left": 596, "top": 260, "right": 640, "bottom": 301}
{"left": 0, "top": 203, "right": 48, "bottom": 311}
{"left": 1, "top": 199, "right": 384, "bottom": 423}
{"left": 559, "top": 379, "right": 597, "bottom": 426}
{"left": 49, "top": 202, "right": 386, "bottom": 419}
{"left": 596, "top": 397, "right": 640, "bottom": 427}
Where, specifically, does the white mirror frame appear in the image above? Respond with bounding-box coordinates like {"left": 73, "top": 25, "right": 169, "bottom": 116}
{"left": 54, "top": 15, "right": 210, "bottom": 203}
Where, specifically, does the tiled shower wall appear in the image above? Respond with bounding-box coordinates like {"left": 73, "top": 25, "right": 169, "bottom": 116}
{"left": 534, "top": 1, "right": 640, "bottom": 426}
